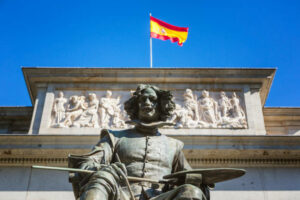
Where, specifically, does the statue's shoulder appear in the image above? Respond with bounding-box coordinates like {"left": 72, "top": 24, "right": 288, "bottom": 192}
{"left": 98, "top": 129, "right": 133, "bottom": 148}
{"left": 164, "top": 135, "right": 184, "bottom": 150}
{"left": 100, "top": 128, "right": 133, "bottom": 139}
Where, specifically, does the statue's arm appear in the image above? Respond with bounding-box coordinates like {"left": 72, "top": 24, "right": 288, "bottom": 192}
{"left": 172, "top": 141, "right": 211, "bottom": 200}
{"left": 172, "top": 140, "right": 192, "bottom": 173}
{"left": 172, "top": 149, "right": 192, "bottom": 173}
{"left": 79, "top": 142, "right": 113, "bottom": 171}
{"left": 78, "top": 130, "right": 116, "bottom": 171}
{"left": 67, "top": 101, "right": 80, "bottom": 112}
{"left": 68, "top": 130, "right": 121, "bottom": 199}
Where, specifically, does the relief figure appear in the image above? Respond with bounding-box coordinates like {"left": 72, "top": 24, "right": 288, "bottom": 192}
{"left": 169, "top": 104, "right": 188, "bottom": 128}
{"left": 99, "top": 91, "right": 122, "bottom": 128}
{"left": 61, "top": 95, "right": 86, "bottom": 127}
{"left": 230, "top": 92, "right": 247, "bottom": 126}
{"left": 198, "top": 90, "right": 219, "bottom": 127}
{"left": 218, "top": 91, "right": 231, "bottom": 119}
{"left": 183, "top": 89, "right": 199, "bottom": 128}
{"left": 52, "top": 91, "right": 67, "bottom": 125}
{"left": 111, "top": 104, "right": 127, "bottom": 128}
{"left": 73, "top": 93, "right": 100, "bottom": 128}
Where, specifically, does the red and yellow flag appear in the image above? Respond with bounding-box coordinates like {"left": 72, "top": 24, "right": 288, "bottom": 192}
{"left": 150, "top": 16, "right": 189, "bottom": 46}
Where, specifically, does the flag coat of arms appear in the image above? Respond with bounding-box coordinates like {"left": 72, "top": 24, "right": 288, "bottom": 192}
{"left": 150, "top": 16, "right": 189, "bottom": 46}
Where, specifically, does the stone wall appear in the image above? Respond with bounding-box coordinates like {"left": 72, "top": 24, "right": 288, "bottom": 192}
{"left": 1, "top": 167, "right": 300, "bottom": 200}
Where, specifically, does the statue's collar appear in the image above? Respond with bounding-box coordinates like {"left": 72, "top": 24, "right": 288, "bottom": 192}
{"left": 126, "top": 120, "right": 174, "bottom": 135}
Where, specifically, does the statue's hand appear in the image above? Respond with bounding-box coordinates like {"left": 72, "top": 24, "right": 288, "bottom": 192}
{"left": 100, "top": 162, "right": 127, "bottom": 183}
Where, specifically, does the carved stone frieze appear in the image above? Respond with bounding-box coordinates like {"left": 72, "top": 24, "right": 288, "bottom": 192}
{"left": 169, "top": 89, "right": 247, "bottom": 129}
{"left": 51, "top": 91, "right": 129, "bottom": 129}
{"left": 50, "top": 89, "right": 247, "bottom": 129}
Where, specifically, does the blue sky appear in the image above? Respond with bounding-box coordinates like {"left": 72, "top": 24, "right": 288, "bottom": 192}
{"left": 0, "top": 0, "right": 299, "bottom": 106}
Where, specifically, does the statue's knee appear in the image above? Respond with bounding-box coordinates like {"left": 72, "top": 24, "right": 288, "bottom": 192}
{"left": 80, "top": 188, "right": 108, "bottom": 200}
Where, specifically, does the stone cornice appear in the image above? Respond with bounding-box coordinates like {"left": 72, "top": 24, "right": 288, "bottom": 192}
{"left": 0, "top": 106, "right": 33, "bottom": 118}
{"left": 263, "top": 107, "right": 300, "bottom": 135}
{"left": 1, "top": 134, "right": 299, "bottom": 167}
{"left": 22, "top": 67, "right": 276, "bottom": 106}
{"left": 264, "top": 107, "right": 300, "bottom": 118}
{"left": 0, "top": 107, "right": 32, "bottom": 134}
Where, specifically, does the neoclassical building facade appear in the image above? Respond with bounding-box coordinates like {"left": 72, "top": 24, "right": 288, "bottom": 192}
{"left": 0, "top": 67, "right": 299, "bottom": 200}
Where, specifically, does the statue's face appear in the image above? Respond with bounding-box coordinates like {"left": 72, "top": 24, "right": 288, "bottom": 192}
{"left": 138, "top": 87, "right": 159, "bottom": 122}
{"left": 184, "top": 89, "right": 193, "bottom": 99}
{"left": 202, "top": 90, "right": 209, "bottom": 98}
{"left": 88, "top": 93, "right": 94, "bottom": 100}
{"left": 58, "top": 91, "right": 64, "bottom": 98}
{"left": 106, "top": 91, "right": 112, "bottom": 98}
{"left": 71, "top": 96, "right": 77, "bottom": 103}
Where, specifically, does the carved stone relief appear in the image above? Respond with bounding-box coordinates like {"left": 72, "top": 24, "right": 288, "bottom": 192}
{"left": 99, "top": 90, "right": 127, "bottom": 129}
{"left": 51, "top": 91, "right": 129, "bottom": 129}
{"left": 51, "top": 89, "right": 247, "bottom": 129}
{"left": 167, "top": 89, "right": 247, "bottom": 129}
{"left": 52, "top": 91, "right": 67, "bottom": 125}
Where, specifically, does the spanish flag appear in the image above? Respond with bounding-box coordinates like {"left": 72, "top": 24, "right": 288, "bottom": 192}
{"left": 150, "top": 16, "right": 188, "bottom": 46}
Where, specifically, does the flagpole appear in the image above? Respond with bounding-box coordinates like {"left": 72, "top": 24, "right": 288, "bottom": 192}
{"left": 150, "top": 13, "right": 153, "bottom": 68}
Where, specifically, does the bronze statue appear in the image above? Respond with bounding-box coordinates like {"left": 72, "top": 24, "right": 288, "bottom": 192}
{"left": 66, "top": 84, "right": 244, "bottom": 200}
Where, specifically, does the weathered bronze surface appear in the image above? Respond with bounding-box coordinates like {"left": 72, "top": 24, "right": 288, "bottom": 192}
{"left": 163, "top": 168, "right": 246, "bottom": 185}
{"left": 67, "top": 84, "right": 245, "bottom": 200}
{"left": 32, "top": 165, "right": 160, "bottom": 184}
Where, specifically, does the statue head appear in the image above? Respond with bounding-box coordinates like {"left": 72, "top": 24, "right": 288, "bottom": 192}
{"left": 106, "top": 90, "right": 112, "bottom": 98}
{"left": 88, "top": 93, "right": 96, "bottom": 101}
{"left": 202, "top": 90, "right": 209, "bottom": 98}
{"left": 184, "top": 89, "right": 193, "bottom": 100}
{"left": 70, "top": 95, "right": 78, "bottom": 104}
{"left": 232, "top": 92, "right": 237, "bottom": 98}
{"left": 58, "top": 91, "right": 64, "bottom": 98}
{"left": 124, "top": 84, "right": 175, "bottom": 123}
{"left": 220, "top": 91, "right": 226, "bottom": 97}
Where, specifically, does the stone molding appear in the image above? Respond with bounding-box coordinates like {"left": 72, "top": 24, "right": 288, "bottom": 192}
{"left": 264, "top": 107, "right": 300, "bottom": 135}
{"left": 1, "top": 135, "right": 300, "bottom": 167}
{"left": 1, "top": 157, "right": 300, "bottom": 168}
{"left": 0, "top": 157, "right": 67, "bottom": 166}
{"left": 0, "top": 106, "right": 33, "bottom": 117}
{"left": 0, "top": 107, "right": 32, "bottom": 134}
{"left": 189, "top": 158, "right": 300, "bottom": 168}
{"left": 22, "top": 67, "right": 276, "bottom": 106}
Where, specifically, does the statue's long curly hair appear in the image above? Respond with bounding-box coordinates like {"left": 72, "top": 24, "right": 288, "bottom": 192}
{"left": 124, "top": 84, "right": 175, "bottom": 122}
